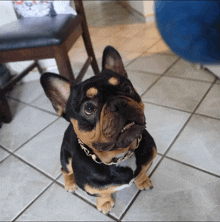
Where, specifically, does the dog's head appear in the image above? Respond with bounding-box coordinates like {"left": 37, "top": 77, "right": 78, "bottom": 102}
{"left": 41, "top": 46, "right": 145, "bottom": 152}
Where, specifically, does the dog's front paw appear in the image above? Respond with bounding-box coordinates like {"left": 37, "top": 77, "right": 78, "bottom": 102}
{"left": 65, "top": 183, "right": 77, "bottom": 192}
{"left": 61, "top": 168, "right": 77, "bottom": 192}
{"left": 135, "top": 174, "right": 153, "bottom": 190}
{"left": 97, "top": 195, "right": 114, "bottom": 214}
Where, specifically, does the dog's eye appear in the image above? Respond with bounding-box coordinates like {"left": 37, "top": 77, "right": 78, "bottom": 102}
{"left": 123, "top": 83, "right": 133, "bottom": 94}
{"left": 84, "top": 102, "right": 97, "bottom": 115}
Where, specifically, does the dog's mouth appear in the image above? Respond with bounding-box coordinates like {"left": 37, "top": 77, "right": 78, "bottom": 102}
{"left": 120, "top": 121, "right": 135, "bottom": 133}
{"left": 93, "top": 120, "right": 145, "bottom": 151}
{"left": 92, "top": 97, "right": 146, "bottom": 151}
{"left": 116, "top": 120, "right": 145, "bottom": 146}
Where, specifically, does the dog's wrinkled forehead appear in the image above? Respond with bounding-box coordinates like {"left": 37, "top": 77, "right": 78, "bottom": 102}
{"left": 70, "top": 70, "right": 133, "bottom": 107}
{"left": 84, "top": 75, "right": 120, "bottom": 99}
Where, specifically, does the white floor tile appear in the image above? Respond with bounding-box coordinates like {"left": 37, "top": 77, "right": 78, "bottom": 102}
{"left": 16, "top": 183, "right": 113, "bottom": 221}
{"left": 126, "top": 54, "right": 178, "bottom": 75}
{"left": 142, "top": 76, "right": 212, "bottom": 112}
{"left": 8, "top": 80, "right": 44, "bottom": 104}
{"left": 0, "top": 105, "right": 57, "bottom": 152}
{"left": 7, "top": 98, "right": 26, "bottom": 117}
{"left": 31, "top": 93, "right": 57, "bottom": 115}
{"left": 165, "top": 59, "right": 216, "bottom": 82}
{"left": 127, "top": 71, "right": 159, "bottom": 95}
{"left": 0, "top": 156, "right": 52, "bottom": 221}
{"left": 147, "top": 40, "right": 175, "bottom": 55}
{"left": 15, "top": 118, "right": 69, "bottom": 179}
{"left": 123, "top": 158, "right": 220, "bottom": 221}
{"left": 0, "top": 147, "right": 10, "bottom": 162}
{"left": 144, "top": 103, "right": 190, "bottom": 154}
{"left": 167, "top": 115, "right": 220, "bottom": 176}
{"left": 196, "top": 84, "right": 220, "bottom": 119}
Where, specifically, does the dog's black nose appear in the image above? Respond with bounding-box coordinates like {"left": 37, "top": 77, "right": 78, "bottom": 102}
{"left": 110, "top": 100, "right": 128, "bottom": 112}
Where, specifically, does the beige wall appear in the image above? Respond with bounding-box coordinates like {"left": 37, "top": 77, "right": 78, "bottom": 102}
{"left": 143, "top": 1, "right": 154, "bottom": 17}
{"left": 125, "top": 0, "right": 154, "bottom": 17}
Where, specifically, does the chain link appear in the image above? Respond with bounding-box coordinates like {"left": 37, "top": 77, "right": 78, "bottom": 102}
{"left": 78, "top": 134, "right": 142, "bottom": 165}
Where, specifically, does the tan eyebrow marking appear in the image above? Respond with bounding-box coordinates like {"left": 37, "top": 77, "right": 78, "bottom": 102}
{"left": 108, "top": 77, "right": 119, "bottom": 85}
{"left": 86, "top": 87, "right": 98, "bottom": 98}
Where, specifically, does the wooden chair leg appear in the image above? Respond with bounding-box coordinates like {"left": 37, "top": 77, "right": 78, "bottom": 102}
{"left": 74, "top": 0, "right": 100, "bottom": 76}
{"left": 35, "top": 60, "right": 44, "bottom": 74}
{"left": 82, "top": 33, "right": 100, "bottom": 76}
{"left": 55, "top": 46, "right": 75, "bottom": 83}
{"left": 81, "top": 24, "right": 100, "bottom": 75}
{"left": 0, "top": 90, "right": 12, "bottom": 125}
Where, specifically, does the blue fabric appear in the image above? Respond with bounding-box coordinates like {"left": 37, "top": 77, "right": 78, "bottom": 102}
{"left": 155, "top": 1, "right": 220, "bottom": 63}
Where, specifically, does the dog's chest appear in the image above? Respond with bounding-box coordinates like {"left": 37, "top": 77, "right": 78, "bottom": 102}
{"left": 114, "top": 153, "right": 137, "bottom": 191}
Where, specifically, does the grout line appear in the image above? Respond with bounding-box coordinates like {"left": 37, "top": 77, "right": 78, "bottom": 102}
{"left": 125, "top": 38, "right": 161, "bottom": 68}
{"left": 4, "top": 151, "right": 58, "bottom": 182}
{"left": 119, "top": 190, "right": 141, "bottom": 221}
{"left": 163, "top": 73, "right": 217, "bottom": 84}
{"left": 55, "top": 180, "right": 119, "bottom": 221}
{"left": 55, "top": 180, "right": 98, "bottom": 210}
{"left": 193, "top": 112, "right": 220, "bottom": 121}
{"left": 12, "top": 180, "right": 55, "bottom": 222}
{"left": 8, "top": 96, "right": 59, "bottom": 117}
{"left": 0, "top": 146, "right": 10, "bottom": 163}
{"left": 5, "top": 158, "right": 63, "bottom": 221}
{"left": 128, "top": 68, "right": 170, "bottom": 77}
{"left": 150, "top": 78, "right": 217, "bottom": 176}
{"left": 127, "top": 67, "right": 216, "bottom": 85}
{"left": 145, "top": 51, "right": 178, "bottom": 57}
{"left": 143, "top": 101, "right": 192, "bottom": 114}
{"left": 164, "top": 156, "right": 220, "bottom": 179}
{"left": 127, "top": 69, "right": 164, "bottom": 77}
{"left": 12, "top": 117, "right": 60, "bottom": 154}
{"left": 143, "top": 101, "right": 220, "bottom": 122}
{"left": 140, "top": 57, "right": 180, "bottom": 97}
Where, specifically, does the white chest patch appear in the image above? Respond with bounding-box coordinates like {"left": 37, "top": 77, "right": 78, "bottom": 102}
{"left": 115, "top": 153, "right": 137, "bottom": 191}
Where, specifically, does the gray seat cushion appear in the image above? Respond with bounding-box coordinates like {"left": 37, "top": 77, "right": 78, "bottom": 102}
{"left": 0, "top": 14, "right": 81, "bottom": 51}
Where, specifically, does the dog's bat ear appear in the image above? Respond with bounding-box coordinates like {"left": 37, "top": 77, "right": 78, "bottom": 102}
{"left": 102, "top": 46, "right": 127, "bottom": 77}
{"left": 40, "top": 72, "right": 71, "bottom": 117}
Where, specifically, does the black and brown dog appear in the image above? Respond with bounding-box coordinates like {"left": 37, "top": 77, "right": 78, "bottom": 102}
{"left": 41, "top": 46, "right": 157, "bottom": 214}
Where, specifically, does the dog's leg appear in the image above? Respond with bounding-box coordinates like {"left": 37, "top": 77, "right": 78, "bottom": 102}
{"left": 134, "top": 147, "right": 157, "bottom": 190}
{"left": 85, "top": 184, "right": 117, "bottom": 214}
{"left": 61, "top": 158, "right": 77, "bottom": 192}
{"left": 97, "top": 193, "right": 114, "bottom": 214}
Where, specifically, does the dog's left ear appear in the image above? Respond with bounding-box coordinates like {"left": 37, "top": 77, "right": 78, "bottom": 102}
{"left": 40, "top": 72, "right": 71, "bottom": 117}
{"left": 102, "top": 46, "right": 127, "bottom": 77}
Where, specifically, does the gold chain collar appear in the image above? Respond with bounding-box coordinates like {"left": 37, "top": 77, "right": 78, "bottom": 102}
{"left": 78, "top": 135, "right": 142, "bottom": 165}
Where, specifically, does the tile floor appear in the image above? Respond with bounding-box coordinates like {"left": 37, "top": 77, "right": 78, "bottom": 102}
{"left": 1, "top": 1, "right": 220, "bottom": 221}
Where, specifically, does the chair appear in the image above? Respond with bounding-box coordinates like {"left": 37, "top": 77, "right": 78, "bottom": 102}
{"left": 0, "top": 0, "right": 100, "bottom": 126}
